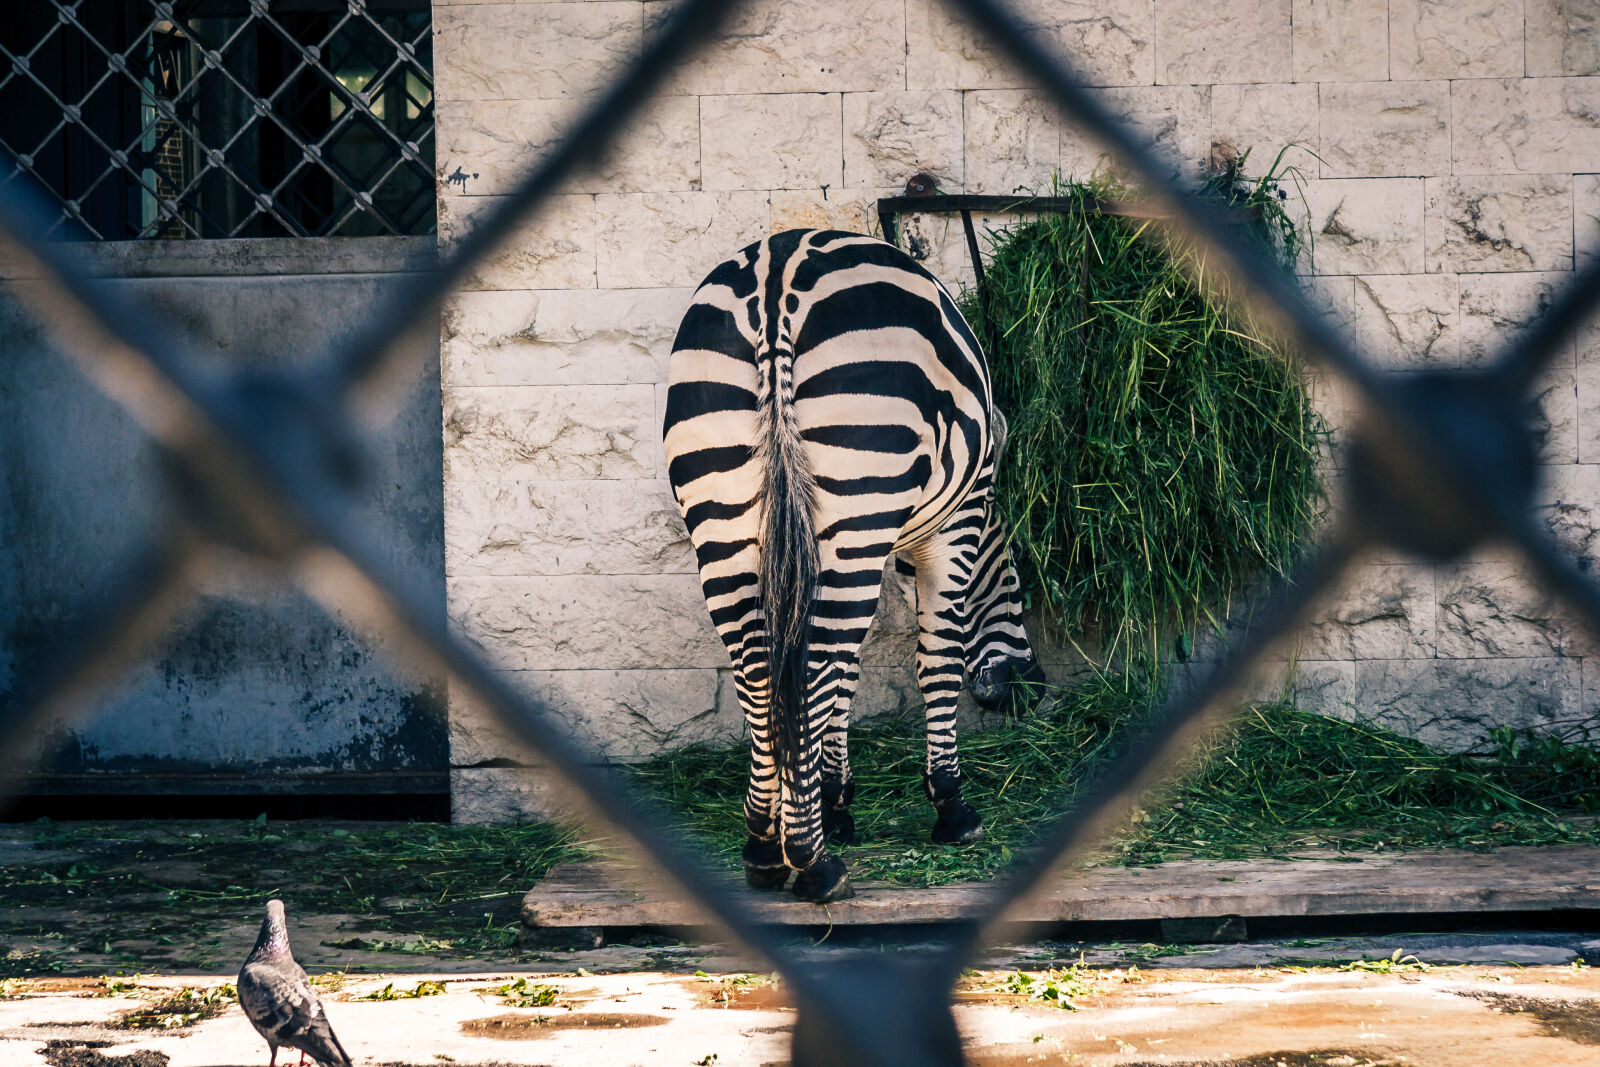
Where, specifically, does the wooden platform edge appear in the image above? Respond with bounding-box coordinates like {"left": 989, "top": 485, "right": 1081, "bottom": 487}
{"left": 521, "top": 846, "right": 1600, "bottom": 930}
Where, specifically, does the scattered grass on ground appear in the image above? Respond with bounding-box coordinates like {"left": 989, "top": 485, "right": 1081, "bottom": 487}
{"left": 630, "top": 671, "right": 1600, "bottom": 887}
{"left": 0, "top": 819, "right": 593, "bottom": 974}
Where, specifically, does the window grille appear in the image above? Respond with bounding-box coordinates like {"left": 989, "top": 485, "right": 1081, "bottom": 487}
{"left": 0, "top": 0, "right": 435, "bottom": 240}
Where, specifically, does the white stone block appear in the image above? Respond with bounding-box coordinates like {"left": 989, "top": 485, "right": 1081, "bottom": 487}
{"left": 1297, "top": 563, "right": 1437, "bottom": 660}
{"left": 1452, "top": 78, "right": 1600, "bottom": 174}
{"left": 448, "top": 573, "right": 726, "bottom": 670}
{"left": 1350, "top": 658, "right": 1581, "bottom": 752}
{"left": 1527, "top": 0, "right": 1600, "bottom": 76}
{"left": 433, "top": 2, "right": 642, "bottom": 102}
{"left": 843, "top": 91, "right": 964, "bottom": 191}
{"left": 441, "top": 287, "right": 691, "bottom": 387}
{"left": 651, "top": 0, "right": 905, "bottom": 94}
{"left": 1436, "top": 561, "right": 1583, "bottom": 658}
{"left": 442, "top": 383, "right": 657, "bottom": 481}
{"left": 455, "top": 668, "right": 739, "bottom": 763}
{"left": 437, "top": 193, "right": 597, "bottom": 291}
{"left": 964, "top": 90, "right": 1061, "bottom": 195}
{"left": 434, "top": 96, "right": 700, "bottom": 197}
{"left": 1293, "top": 0, "right": 1389, "bottom": 82}
{"left": 1389, "top": 0, "right": 1524, "bottom": 80}
{"left": 1576, "top": 173, "right": 1600, "bottom": 266}
{"left": 771, "top": 189, "right": 890, "bottom": 237}
{"left": 1319, "top": 82, "right": 1451, "bottom": 178}
{"left": 701, "top": 94, "right": 843, "bottom": 192}
{"left": 1286, "top": 661, "right": 1358, "bottom": 718}
{"left": 1578, "top": 362, "right": 1600, "bottom": 461}
{"left": 905, "top": 0, "right": 1156, "bottom": 90}
{"left": 1155, "top": 0, "right": 1291, "bottom": 84}
{"left": 1424, "top": 175, "right": 1575, "bottom": 273}
{"left": 1539, "top": 461, "right": 1600, "bottom": 564}
{"left": 595, "top": 191, "right": 771, "bottom": 288}
{"left": 1302, "top": 178, "right": 1425, "bottom": 276}
{"left": 1209, "top": 84, "right": 1320, "bottom": 178}
{"left": 445, "top": 478, "right": 696, "bottom": 577}
{"left": 1062, "top": 86, "right": 1211, "bottom": 182}
{"left": 1459, "top": 271, "right": 1576, "bottom": 367}
{"left": 1351, "top": 273, "right": 1461, "bottom": 369}
{"left": 1533, "top": 366, "right": 1580, "bottom": 464}
{"left": 450, "top": 767, "right": 580, "bottom": 825}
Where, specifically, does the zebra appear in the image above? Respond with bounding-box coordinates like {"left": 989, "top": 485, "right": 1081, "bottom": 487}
{"left": 663, "top": 228, "right": 1047, "bottom": 903}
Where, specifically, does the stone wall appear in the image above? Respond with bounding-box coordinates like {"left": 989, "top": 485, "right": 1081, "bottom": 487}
{"left": 435, "top": 0, "right": 1600, "bottom": 820}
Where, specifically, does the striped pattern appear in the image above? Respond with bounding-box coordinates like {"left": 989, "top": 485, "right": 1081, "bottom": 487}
{"left": 663, "top": 229, "right": 1040, "bottom": 880}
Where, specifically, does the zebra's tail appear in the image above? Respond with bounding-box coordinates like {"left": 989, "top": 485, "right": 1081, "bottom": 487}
{"left": 757, "top": 342, "right": 819, "bottom": 870}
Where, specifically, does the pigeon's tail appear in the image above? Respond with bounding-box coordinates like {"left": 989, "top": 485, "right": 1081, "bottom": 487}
{"left": 300, "top": 1016, "right": 353, "bottom": 1067}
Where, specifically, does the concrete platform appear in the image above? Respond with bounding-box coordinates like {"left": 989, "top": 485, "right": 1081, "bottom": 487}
{"left": 520, "top": 845, "right": 1600, "bottom": 933}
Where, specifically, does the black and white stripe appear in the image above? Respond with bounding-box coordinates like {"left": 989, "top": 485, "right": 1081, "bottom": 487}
{"left": 663, "top": 229, "right": 1044, "bottom": 901}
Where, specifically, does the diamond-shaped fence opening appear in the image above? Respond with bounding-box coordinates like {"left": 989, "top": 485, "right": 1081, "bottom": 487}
{"left": 5, "top": 0, "right": 1600, "bottom": 1063}
{"left": 0, "top": 0, "right": 435, "bottom": 239}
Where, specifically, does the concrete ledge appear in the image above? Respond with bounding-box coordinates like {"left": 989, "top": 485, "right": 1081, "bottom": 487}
{"left": 522, "top": 845, "right": 1600, "bottom": 930}
{"left": 0, "top": 235, "right": 437, "bottom": 279}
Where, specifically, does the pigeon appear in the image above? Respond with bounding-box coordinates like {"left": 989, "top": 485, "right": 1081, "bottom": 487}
{"left": 238, "top": 899, "right": 353, "bottom": 1067}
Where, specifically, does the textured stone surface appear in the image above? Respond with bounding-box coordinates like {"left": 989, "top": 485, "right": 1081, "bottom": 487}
{"left": 1578, "top": 363, "right": 1600, "bottom": 461}
{"left": 1458, "top": 271, "right": 1575, "bottom": 367}
{"left": 1436, "top": 562, "right": 1577, "bottom": 658}
{"left": 1348, "top": 658, "right": 1580, "bottom": 752}
{"left": 445, "top": 478, "right": 695, "bottom": 576}
{"left": 1539, "top": 462, "right": 1600, "bottom": 564}
{"left": 1155, "top": 0, "right": 1291, "bottom": 84}
{"left": 1578, "top": 174, "right": 1600, "bottom": 268}
{"left": 1285, "top": 661, "right": 1358, "bottom": 717}
{"left": 964, "top": 91, "right": 1061, "bottom": 195}
{"left": 905, "top": 0, "right": 1156, "bottom": 90}
{"left": 449, "top": 573, "right": 725, "bottom": 670}
{"left": 434, "top": 2, "right": 642, "bottom": 102}
{"left": 442, "top": 384, "right": 657, "bottom": 481}
{"left": 1389, "top": 0, "right": 1524, "bottom": 79}
{"left": 1293, "top": 0, "right": 1389, "bottom": 81}
{"left": 1209, "top": 83, "right": 1320, "bottom": 177}
{"left": 701, "top": 93, "right": 843, "bottom": 192}
{"left": 1527, "top": 0, "right": 1600, "bottom": 76}
{"left": 1452, "top": 78, "right": 1600, "bottom": 174}
{"left": 441, "top": 287, "right": 689, "bottom": 387}
{"left": 437, "top": 193, "right": 596, "bottom": 291}
{"left": 652, "top": 0, "right": 904, "bottom": 95}
{"left": 594, "top": 191, "right": 770, "bottom": 287}
{"left": 770, "top": 189, "right": 887, "bottom": 235}
{"left": 843, "top": 91, "right": 964, "bottom": 190}
{"left": 1424, "top": 175, "right": 1574, "bottom": 273}
{"left": 1351, "top": 273, "right": 1460, "bottom": 368}
{"left": 434, "top": 95, "right": 699, "bottom": 197}
{"left": 1298, "top": 564, "right": 1437, "bottom": 661}
{"left": 1534, "top": 367, "right": 1580, "bottom": 464}
{"left": 1062, "top": 86, "right": 1211, "bottom": 182}
{"left": 451, "top": 767, "right": 576, "bottom": 824}
{"left": 1319, "top": 83, "right": 1451, "bottom": 178}
{"left": 453, "top": 668, "right": 739, "bottom": 763}
{"left": 1303, "top": 179, "right": 1425, "bottom": 276}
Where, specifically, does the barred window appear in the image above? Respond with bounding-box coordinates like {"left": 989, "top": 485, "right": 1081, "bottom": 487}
{"left": 0, "top": 1, "right": 435, "bottom": 240}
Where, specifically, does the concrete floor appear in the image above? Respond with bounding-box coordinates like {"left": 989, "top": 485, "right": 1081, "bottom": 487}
{"left": 4, "top": 947, "right": 1599, "bottom": 1066}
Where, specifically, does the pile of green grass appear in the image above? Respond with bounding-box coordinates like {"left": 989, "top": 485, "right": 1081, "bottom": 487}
{"left": 960, "top": 164, "right": 1324, "bottom": 662}
{"left": 629, "top": 678, "right": 1600, "bottom": 887}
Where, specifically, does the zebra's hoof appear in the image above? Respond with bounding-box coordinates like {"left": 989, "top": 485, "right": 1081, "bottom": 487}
{"left": 931, "top": 799, "right": 984, "bottom": 846}
{"left": 745, "top": 864, "right": 791, "bottom": 890}
{"left": 822, "top": 805, "right": 856, "bottom": 845}
{"left": 792, "top": 855, "right": 854, "bottom": 903}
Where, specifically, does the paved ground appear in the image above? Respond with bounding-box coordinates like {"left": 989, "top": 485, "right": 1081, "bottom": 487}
{"left": 3, "top": 931, "right": 1600, "bottom": 1066}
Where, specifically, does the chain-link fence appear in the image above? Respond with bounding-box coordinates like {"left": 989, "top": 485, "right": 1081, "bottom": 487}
{"left": 5, "top": 0, "right": 1600, "bottom": 1062}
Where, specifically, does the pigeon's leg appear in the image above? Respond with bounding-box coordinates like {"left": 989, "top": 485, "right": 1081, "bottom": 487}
{"left": 297, "top": 1052, "right": 308, "bottom": 1067}
{"left": 268, "top": 1044, "right": 278, "bottom": 1067}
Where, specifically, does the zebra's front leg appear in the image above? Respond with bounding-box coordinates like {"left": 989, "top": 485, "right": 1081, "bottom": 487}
{"left": 911, "top": 533, "right": 984, "bottom": 846}
{"left": 819, "top": 657, "right": 859, "bottom": 845}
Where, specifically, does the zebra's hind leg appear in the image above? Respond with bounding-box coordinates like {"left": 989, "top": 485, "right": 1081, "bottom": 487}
{"left": 737, "top": 667, "right": 790, "bottom": 890}
{"left": 911, "top": 527, "right": 985, "bottom": 847}
{"left": 819, "top": 657, "right": 860, "bottom": 845}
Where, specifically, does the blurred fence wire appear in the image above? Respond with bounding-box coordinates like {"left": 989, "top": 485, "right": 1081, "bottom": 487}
{"left": 5, "top": 0, "right": 1600, "bottom": 1063}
